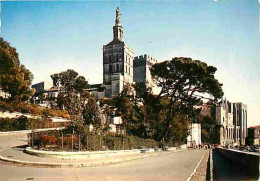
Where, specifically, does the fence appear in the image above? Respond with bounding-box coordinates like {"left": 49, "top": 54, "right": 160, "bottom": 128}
{"left": 28, "top": 130, "right": 162, "bottom": 152}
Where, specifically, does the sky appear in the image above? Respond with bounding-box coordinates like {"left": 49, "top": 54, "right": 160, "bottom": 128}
{"left": 0, "top": 0, "right": 259, "bottom": 127}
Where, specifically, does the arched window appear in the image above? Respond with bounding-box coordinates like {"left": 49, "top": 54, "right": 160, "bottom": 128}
{"left": 116, "top": 64, "right": 119, "bottom": 72}
{"left": 116, "top": 54, "right": 119, "bottom": 62}
{"left": 109, "top": 64, "right": 112, "bottom": 73}
{"left": 109, "top": 55, "right": 112, "bottom": 63}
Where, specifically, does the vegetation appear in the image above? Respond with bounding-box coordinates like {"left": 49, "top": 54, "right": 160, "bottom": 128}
{"left": 0, "top": 100, "right": 69, "bottom": 118}
{"left": 31, "top": 130, "right": 161, "bottom": 151}
{"left": 0, "top": 38, "right": 35, "bottom": 102}
{"left": 0, "top": 116, "right": 68, "bottom": 132}
{"left": 150, "top": 57, "right": 223, "bottom": 141}
{"left": 0, "top": 38, "right": 223, "bottom": 149}
{"left": 83, "top": 97, "right": 111, "bottom": 133}
{"left": 50, "top": 69, "right": 89, "bottom": 135}
{"left": 107, "top": 58, "right": 223, "bottom": 144}
{"left": 200, "top": 115, "right": 218, "bottom": 143}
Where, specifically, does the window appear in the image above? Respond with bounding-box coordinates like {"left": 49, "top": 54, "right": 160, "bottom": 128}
{"left": 129, "top": 67, "right": 130, "bottom": 75}
{"left": 116, "top": 64, "right": 119, "bottom": 72}
{"left": 109, "top": 64, "right": 112, "bottom": 73}
{"left": 109, "top": 55, "right": 112, "bottom": 63}
{"left": 116, "top": 54, "right": 119, "bottom": 62}
{"left": 126, "top": 55, "right": 127, "bottom": 62}
{"left": 228, "top": 103, "right": 231, "bottom": 113}
{"left": 126, "top": 65, "right": 127, "bottom": 73}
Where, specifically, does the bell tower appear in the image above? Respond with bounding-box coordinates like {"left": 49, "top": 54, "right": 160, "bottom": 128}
{"left": 103, "top": 7, "right": 134, "bottom": 97}
{"left": 113, "top": 7, "right": 124, "bottom": 42}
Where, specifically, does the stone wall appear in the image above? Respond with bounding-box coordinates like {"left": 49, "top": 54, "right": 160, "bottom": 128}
{"left": 214, "top": 148, "right": 259, "bottom": 179}
{"left": 133, "top": 54, "right": 158, "bottom": 88}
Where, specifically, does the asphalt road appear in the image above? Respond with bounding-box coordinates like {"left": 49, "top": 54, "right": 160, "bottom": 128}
{"left": 0, "top": 132, "right": 206, "bottom": 181}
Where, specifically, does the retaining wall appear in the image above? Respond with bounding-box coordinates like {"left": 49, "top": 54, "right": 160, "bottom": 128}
{"left": 215, "top": 148, "right": 259, "bottom": 179}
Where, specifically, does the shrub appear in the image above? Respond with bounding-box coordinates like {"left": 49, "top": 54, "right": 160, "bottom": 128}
{"left": 16, "top": 116, "right": 27, "bottom": 130}
{"left": 0, "top": 117, "right": 15, "bottom": 131}
{"left": 0, "top": 101, "right": 69, "bottom": 118}
{"left": 0, "top": 100, "right": 14, "bottom": 112}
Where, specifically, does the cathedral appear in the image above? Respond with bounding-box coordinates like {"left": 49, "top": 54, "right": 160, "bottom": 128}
{"left": 88, "top": 7, "right": 158, "bottom": 98}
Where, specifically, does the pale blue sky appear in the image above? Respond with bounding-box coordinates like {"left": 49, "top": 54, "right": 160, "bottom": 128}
{"left": 0, "top": 1, "right": 259, "bottom": 126}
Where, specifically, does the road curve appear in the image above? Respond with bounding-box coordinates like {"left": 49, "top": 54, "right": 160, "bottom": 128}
{"left": 0, "top": 132, "right": 206, "bottom": 181}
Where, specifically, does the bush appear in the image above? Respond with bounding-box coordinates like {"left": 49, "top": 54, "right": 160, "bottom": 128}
{"left": 0, "top": 101, "right": 69, "bottom": 118}
{"left": 0, "top": 100, "right": 14, "bottom": 112}
{"left": 0, "top": 116, "right": 67, "bottom": 132}
{"left": 0, "top": 117, "right": 15, "bottom": 131}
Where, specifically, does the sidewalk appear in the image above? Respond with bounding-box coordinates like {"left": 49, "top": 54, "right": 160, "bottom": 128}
{"left": 0, "top": 146, "right": 184, "bottom": 168}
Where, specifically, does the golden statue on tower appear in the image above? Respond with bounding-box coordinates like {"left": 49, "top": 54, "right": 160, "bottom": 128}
{"left": 115, "top": 7, "right": 121, "bottom": 25}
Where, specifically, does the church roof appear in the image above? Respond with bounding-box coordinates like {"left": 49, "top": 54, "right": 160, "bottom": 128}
{"left": 107, "top": 39, "right": 124, "bottom": 45}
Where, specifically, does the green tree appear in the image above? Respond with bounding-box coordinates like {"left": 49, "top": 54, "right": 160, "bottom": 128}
{"left": 0, "top": 38, "right": 34, "bottom": 102}
{"left": 150, "top": 57, "right": 224, "bottom": 141}
{"left": 200, "top": 115, "right": 218, "bottom": 143}
{"left": 111, "top": 84, "right": 136, "bottom": 134}
{"left": 50, "top": 69, "right": 89, "bottom": 133}
{"left": 129, "top": 82, "right": 161, "bottom": 139}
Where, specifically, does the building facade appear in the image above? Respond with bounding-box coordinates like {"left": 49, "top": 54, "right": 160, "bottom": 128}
{"left": 133, "top": 54, "right": 158, "bottom": 90}
{"left": 216, "top": 98, "right": 247, "bottom": 146}
{"left": 31, "top": 81, "right": 52, "bottom": 93}
{"left": 187, "top": 123, "right": 201, "bottom": 147}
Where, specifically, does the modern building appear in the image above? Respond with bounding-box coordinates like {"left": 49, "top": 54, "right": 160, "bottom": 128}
{"left": 187, "top": 123, "right": 201, "bottom": 147}
{"left": 216, "top": 98, "right": 247, "bottom": 146}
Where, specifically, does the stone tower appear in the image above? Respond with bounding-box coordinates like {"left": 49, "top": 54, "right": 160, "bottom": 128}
{"left": 103, "top": 7, "right": 134, "bottom": 97}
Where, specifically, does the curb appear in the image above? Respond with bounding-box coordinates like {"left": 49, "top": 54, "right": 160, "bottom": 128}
{"left": 24, "top": 147, "right": 142, "bottom": 160}
{"left": 186, "top": 150, "right": 208, "bottom": 181}
{"left": 0, "top": 150, "right": 184, "bottom": 168}
{"left": 210, "top": 149, "right": 213, "bottom": 181}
